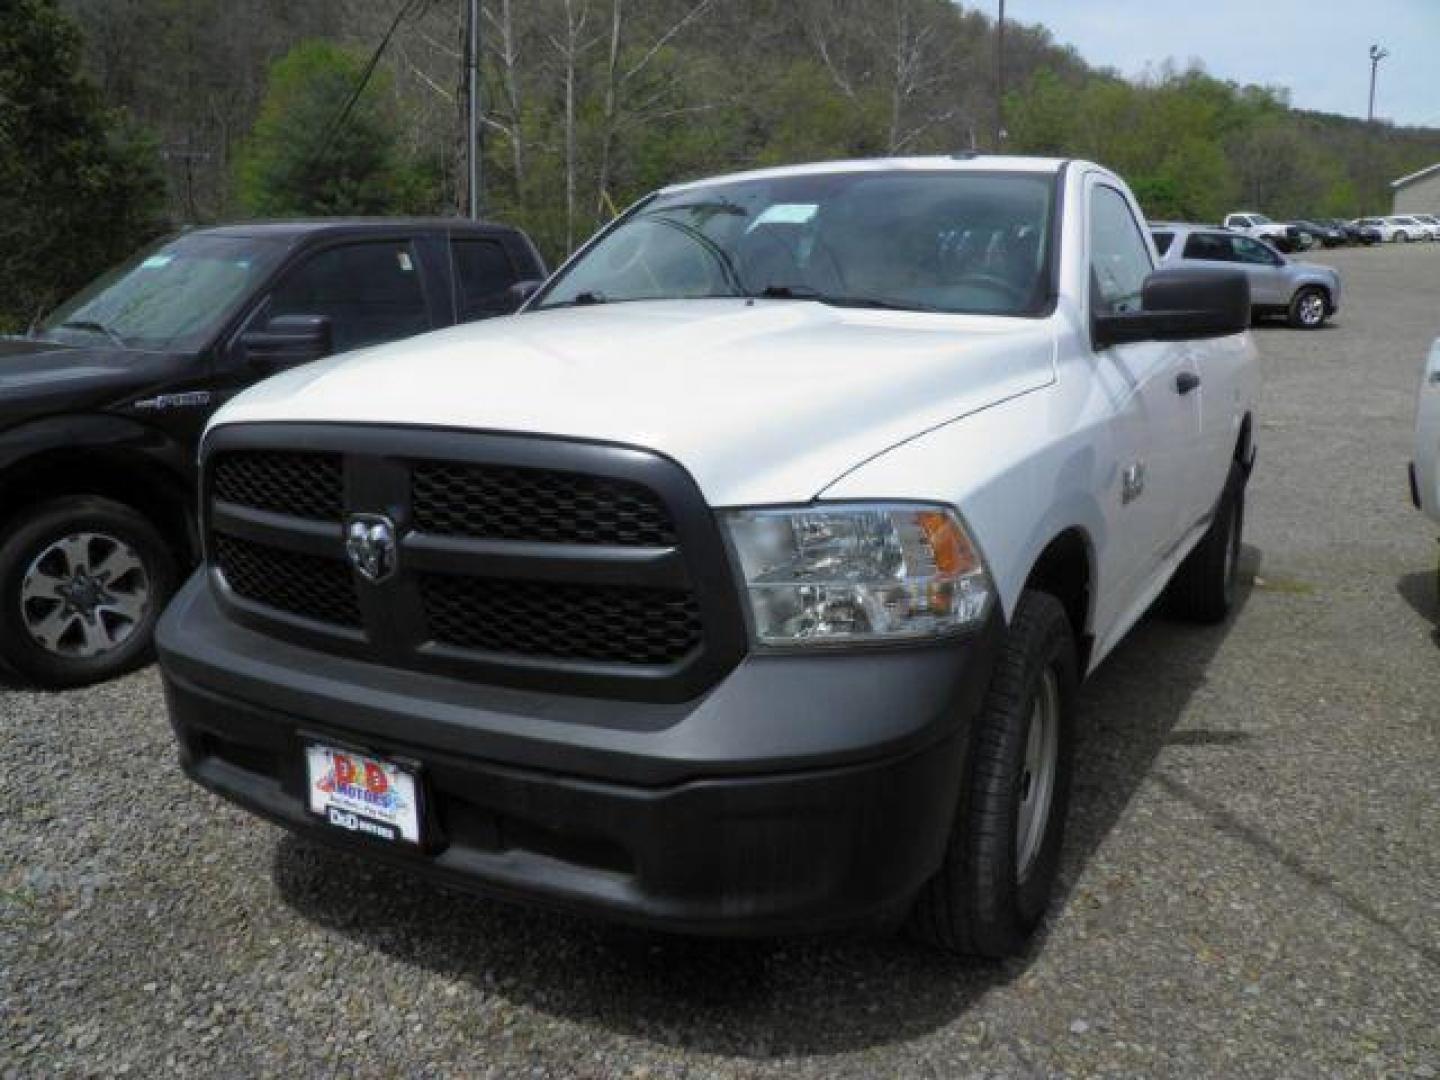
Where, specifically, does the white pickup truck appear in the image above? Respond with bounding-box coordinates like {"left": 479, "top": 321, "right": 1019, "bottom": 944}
{"left": 1223, "top": 211, "right": 1295, "bottom": 248}
{"left": 158, "top": 156, "right": 1258, "bottom": 956}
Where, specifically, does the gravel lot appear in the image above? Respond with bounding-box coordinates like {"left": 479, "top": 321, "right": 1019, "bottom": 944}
{"left": 4, "top": 243, "right": 1439, "bottom": 1078}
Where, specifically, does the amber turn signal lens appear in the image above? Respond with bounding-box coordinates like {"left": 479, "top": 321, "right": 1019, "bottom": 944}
{"left": 917, "top": 510, "right": 980, "bottom": 576}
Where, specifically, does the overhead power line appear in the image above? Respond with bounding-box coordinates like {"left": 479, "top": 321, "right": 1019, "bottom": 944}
{"left": 304, "top": 0, "right": 431, "bottom": 175}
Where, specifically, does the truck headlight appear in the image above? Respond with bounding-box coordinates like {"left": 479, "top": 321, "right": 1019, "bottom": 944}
{"left": 722, "top": 504, "right": 993, "bottom": 645}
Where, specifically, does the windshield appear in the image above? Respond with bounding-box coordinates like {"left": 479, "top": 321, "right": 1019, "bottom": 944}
{"left": 38, "top": 233, "right": 287, "bottom": 351}
{"left": 537, "top": 170, "right": 1057, "bottom": 317}
{"left": 1250, "top": 214, "right": 1273, "bottom": 225}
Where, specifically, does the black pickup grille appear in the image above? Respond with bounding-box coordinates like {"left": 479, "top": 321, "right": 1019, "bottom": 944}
{"left": 212, "top": 451, "right": 343, "bottom": 521}
{"left": 412, "top": 463, "right": 677, "bottom": 547}
{"left": 213, "top": 534, "right": 361, "bottom": 628}
{"left": 203, "top": 427, "right": 746, "bottom": 701}
{"left": 421, "top": 575, "right": 702, "bottom": 665}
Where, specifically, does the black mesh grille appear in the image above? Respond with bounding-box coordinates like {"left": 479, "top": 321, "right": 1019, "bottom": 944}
{"left": 212, "top": 451, "right": 344, "bottom": 521}
{"left": 412, "top": 463, "right": 677, "bottom": 547}
{"left": 213, "top": 534, "right": 360, "bottom": 628}
{"left": 421, "top": 574, "right": 701, "bottom": 666}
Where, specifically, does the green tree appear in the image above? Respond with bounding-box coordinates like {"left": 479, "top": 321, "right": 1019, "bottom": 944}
{"left": 0, "top": 0, "right": 165, "bottom": 332}
{"left": 235, "top": 40, "right": 424, "bottom": 217}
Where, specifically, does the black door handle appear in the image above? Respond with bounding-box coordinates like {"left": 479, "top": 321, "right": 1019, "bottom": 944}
{"left": 1176, "top": 371, "right": 1201, "bottom": 395}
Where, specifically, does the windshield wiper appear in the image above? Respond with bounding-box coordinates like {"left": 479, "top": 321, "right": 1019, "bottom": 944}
{"left": 651, "top": 199, "right": 748, "bottom": 217}
{"left": 59, "top": 320, "right": 128, "bottom": 347}
{"left": 750, "top": 285, "right": 941, "bottom": 312}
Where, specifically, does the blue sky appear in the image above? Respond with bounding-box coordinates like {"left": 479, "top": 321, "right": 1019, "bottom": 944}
{"left": 1006, "top": 0, "right": 1439, "bottom": 128}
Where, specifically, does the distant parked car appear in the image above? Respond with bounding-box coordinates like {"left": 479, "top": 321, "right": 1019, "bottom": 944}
{"left": 1223, "top": 211, "right": 1294, "bottom": 249}
{"left": 1355, "top": 217, "right": 1404, "bottom": 242}
{"left": 1154, "top": 224, "right": 1340, "bottom": 328}
{"left": 1291, "top": 220, "right": 1347, "bottom": 248}
{"left": 1320, "top": 217, "right": 1380, "bottom": 245}
{"left": 0, "top": 218, "right": 546, "bottom": 687}
{"left": 1386, "top": 216, "right": 1436, "bottom": 242}
{"left": 1411, "top": 339, "right": 1440, "bottom": 544}
{"left": 1413, "top": 214, "right": 1440, "bottom": 237}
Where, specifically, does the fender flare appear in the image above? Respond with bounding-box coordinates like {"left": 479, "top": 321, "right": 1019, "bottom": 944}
{"left": 0, "top": 414, "right": 197, "bottom": 552}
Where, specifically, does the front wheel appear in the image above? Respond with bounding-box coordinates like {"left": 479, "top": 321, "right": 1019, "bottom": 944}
{"left": 1288, "top": 287, "right": 1328, "bottom": 329}
{"left": 1397, "top": 231, "right": 1410, "bottom": 243}
{"left": 0, "top": 497, "right": 178, "bottom": 687}
{"left": 907, "top": 591, "right": 1077, "bottom": 957}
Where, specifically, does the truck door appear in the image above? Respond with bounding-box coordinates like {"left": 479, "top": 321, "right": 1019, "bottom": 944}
{"left": 1086, "top": 179, "right": 1203, "bottom": 607}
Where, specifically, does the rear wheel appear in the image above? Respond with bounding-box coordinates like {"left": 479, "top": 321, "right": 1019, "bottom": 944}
{"left": 1396, "top": 231, "right": 1410, "bottom": 243}
{"left": 1288, "top": 287, "right": 1328, "bottom": 329}
{"left": 907, "top": 591, "right": 1077, "bottom": 957}
{"left": 0, "top": 497, "right": 177, "bottom": 687}
{"left": 1167, "top": 463, "right": 1245, "bottom": 624}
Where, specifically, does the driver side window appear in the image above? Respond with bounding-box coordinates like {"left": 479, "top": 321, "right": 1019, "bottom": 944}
{"left": 1089, "top": 185, "right": 1152, "bottom": 316}
{"left": 268, "top": 241, "right": 430, "bottom": 354}
{"left": 1232, "top": 237, "right": 1280, "bottom": 266}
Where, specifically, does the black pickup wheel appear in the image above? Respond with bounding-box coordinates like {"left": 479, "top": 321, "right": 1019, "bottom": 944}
{"left": 0, "top": 497, "right": 177, "bottom": 688}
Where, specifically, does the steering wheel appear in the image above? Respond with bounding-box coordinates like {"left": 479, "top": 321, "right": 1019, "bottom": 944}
{"left": 954, "top": 273, "right": 1030, "bottom": 306}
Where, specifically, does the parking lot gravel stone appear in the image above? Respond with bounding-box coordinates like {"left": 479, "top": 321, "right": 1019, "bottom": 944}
{"left": 3, "top": 243, "right": 1438, "bottom": 1077}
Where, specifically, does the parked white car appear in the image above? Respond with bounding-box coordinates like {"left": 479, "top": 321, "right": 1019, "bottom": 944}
{"left": 1413, "top": 338, "right": 1440, "bottom": 524}
{"left": 1386, "top": 215, "right": 1437, "bottom": 242}
{"left": 156, "top": 156, "right": 1259, "bottom": 957}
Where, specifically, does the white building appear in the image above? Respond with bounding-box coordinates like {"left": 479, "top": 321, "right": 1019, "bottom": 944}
{"left": 1392, "top": 163, "right": 1440, "bottom": 214}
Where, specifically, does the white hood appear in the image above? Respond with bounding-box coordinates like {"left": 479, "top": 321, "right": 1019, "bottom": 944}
{"left": 213, "top": 300, "right": 1056, "bottom": 506}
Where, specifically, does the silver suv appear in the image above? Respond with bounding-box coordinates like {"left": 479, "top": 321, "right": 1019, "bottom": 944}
{"left": 1151, "top": 225, "right": 1341, "bottom": 329}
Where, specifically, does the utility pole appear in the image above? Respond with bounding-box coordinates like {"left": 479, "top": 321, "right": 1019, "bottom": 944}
{"left": 994, "top": 0, "right": 1006, "bottom": 150}
{"left": 467, "top": 0, "right": 483, "bottom": 218}
{"left": 1367, "top": 44, "right": 1389, "bottom": 123}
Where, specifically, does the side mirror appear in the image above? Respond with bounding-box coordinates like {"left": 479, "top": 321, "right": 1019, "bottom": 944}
{"left": 240, "top": 314, "right": 333, "bottom": 371}
{"left": 1093, "top": 267, "right": 1250, "bottom": 350}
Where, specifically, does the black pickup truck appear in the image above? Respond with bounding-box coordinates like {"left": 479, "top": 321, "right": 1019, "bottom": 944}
{"left": 0, "top": 218, "right": 545, "bottom": 688}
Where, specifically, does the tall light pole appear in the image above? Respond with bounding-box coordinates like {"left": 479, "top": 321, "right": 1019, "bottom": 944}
{"left": 467, "top": 0, "right": 483, "bottom": 219}
{"left": 995, "top": 0, "right": 1006, "bottom": 149}
{"left": 1367, "top": 44, "right": 1389, "bottom": 123}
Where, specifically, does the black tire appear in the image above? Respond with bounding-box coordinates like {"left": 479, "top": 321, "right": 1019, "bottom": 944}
{"left": 1397, "top": 231, "right": 1409, "bottom": 243}
{"left": 907, "top": 591, "right": 1078, "bottom": 957}
{"left": 1288, "top": 286, "right": 1328, "bottom": 329}
{"left": 1166, "top": 463, "right": 1245, "bottom": 624}
{"left": 0, "top": 497, "right": 178, "bottom": 688}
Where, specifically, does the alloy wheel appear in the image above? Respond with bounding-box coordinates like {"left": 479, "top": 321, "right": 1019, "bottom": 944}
{"left": 20, "top": 532, "right": 151, "bottom": 658}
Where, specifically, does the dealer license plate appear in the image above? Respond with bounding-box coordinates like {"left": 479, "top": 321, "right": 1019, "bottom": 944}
{"left": 305, "top": 743, "right": 422, "bottom": 845}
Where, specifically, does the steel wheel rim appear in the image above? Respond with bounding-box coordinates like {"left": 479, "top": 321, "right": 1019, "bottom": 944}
{"left": 20, "top": 532, "right": 150, "bottom": 658}
{"left": 1016, "top": 667, "right": 1060, "bottom": 883}
{"left": 1300, "top": 294, "right": 1325, "bottom": 325}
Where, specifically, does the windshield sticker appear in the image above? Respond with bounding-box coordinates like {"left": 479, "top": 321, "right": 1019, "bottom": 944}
{"left": 397, "top": 252, "right": 414, "bottom": 272}
{"left": 140, "top": 254, "right": 174, "bottom": 270}
{"left": 749, "top": 204, "right": 818, "bottom": 229}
